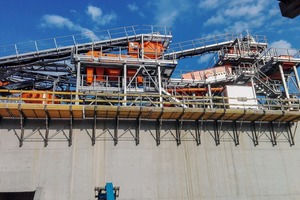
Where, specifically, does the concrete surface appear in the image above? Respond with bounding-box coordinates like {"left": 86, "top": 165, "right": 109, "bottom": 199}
{"left": 0, "top": 118, "right": 299, "bottom": 200}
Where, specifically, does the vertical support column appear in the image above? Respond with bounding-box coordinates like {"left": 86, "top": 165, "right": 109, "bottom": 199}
{"left": 156, "top": 118, "right": 162, "bottom": 146}
{"left": 293, "top": 65, "right": 300, "bottom": 92}
{"left": 44, "top": 110, "right": 50, "bottom": 147}
{"left": 207, "top": 84, "right": 213, "bottom": 108}
{"left": 19, "top": 114, "right": 26, "bottom": 147}
{"left": 123, "top": 64, "right": 127, "bottom": 106}
{"left": 141, "top": 34, "right": 144, "bottom": 59}
{"left": 114, "top": 114, "right": 119, "bottom": 146}
{"left": 250, "top": 77, "right": 256, "bottom": 98}
{"left": 69, "top": 107, "right": 73, "bottom": 147}
{"left": 52, "top": 79, "right": 57, "bottom": 104}
{"left": 92, "top": 108, "right": 97, "bottom": 146}
{"left": 214, "top": 120, "right": 220, "bottom": 146}
{"left": 195, "top": 111, "right": 206, "bottom": 145}
{"left": 286, "top": 122, "right": 295, "bottom": 146}
{"left": 269, "top": 121, "right": 277, "bottom": 146}
{"left": 232, "top": 121, "right": 240, "bottom": 146}
{"left": 75, "top": 62, "right": 81, "bottom": 105}
{"left": 251, "top": 121, "right": 259, "bottom": 146}
{"left": 176, "top": 119, "right": 182, "bottom": 146}
{"left": 195, "top": 120, "right": 201, "bottom": 146}
{"left": 18, "top": 105, "right": 26, "bottom": 147}
{"left": 157, "top": 64, "right": 163, "bottom": 107}
{"left": 135, "top": 116, "right": 141, "bottom": 146}
{"left": 279, "top": 64, "right": 290, "bottom": 102}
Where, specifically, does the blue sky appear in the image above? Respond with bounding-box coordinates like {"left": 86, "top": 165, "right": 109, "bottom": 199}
{"left": 0, "top": 0, "right": 299, "bottom": 73}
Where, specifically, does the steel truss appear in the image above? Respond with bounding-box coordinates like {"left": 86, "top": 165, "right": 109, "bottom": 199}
{"left": 1, "top": 117, "right": 296, "bottom": 147}
{"left": 14, "top": 109, "right": 73, "bottom": 147}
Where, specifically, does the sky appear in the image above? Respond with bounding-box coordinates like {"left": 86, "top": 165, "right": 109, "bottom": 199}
{"left": 0, "top": 0, "right": 299, "bottom": 74}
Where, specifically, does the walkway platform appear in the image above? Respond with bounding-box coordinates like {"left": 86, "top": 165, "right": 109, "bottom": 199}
{"left": 0, "top": 103, "right": 299, "bottom": 122}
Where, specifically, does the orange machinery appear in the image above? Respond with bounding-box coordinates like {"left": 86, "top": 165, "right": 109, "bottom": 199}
{"left": 167, "top": 87, "right": 223, "bottom": 96}
{"left": 128, "top": 41, "right": 164, "bottom": 59}
{"left": 182, "top": 66, "right": 232, "bottom": 80}
{"left": 268, "top": 55, "right": 295, "bottom": 80}
{"left": 85, "top": 67, "right": 143, "bottom": 86}
{"left": 21, "top": 91, "right": 58, "bottom": 104}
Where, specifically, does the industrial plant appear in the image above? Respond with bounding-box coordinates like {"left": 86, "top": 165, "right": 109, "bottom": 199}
{"left": 0, "top": 25, "right": 300, "bottom": 199}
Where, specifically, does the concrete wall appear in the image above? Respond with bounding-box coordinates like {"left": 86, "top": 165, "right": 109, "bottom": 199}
{"left": 0, "top": 118, "right": 299, "bottom": 200}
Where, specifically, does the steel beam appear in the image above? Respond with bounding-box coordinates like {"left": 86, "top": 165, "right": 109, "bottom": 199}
{"left": 293, "top": 65, "right": 300, "bottom": 91}
{"left": 251, "top": 121, "right": 259, "bottom": 146}
{"left": 195, "top": 119, "right": 202, "bottom": 146}
{"left": 156, "top": 118, "right": 162, "bottom": 146}
{"left": 92, "top": 109, "right": 97, "bottom": 146}
{"left": 135, "top": 117, "right": 141, "bottom": 145}
{"left": 123, "top": 64, "right": 127, "bottom": 106}
{"left": 213, "top": 120, "right": 220, "bottom": 146}
{"left": 232, "top": 121, "right": 240, "bottom": 146}
{"left": 75, "top": 62, "right": 81, "bottom": 105}
{"left": 157, "top": 65, "right": 163, "bottom": 107}
{"left": 286, "top": 122, "right": 295, "bottom": 146}
{"left": 176, "top": 119, "right": 182, "bottom": 146}
{"left": 279, "top": 64, "right": 290, "bottom": 100}
{"left": 114, "top": 115, "right": 119, "bottom": 146}
{"left": 69, "top": 109, "right": 74, "bottom": 147}
{"left": 44, "top": 111, "right": 50, "bottom": 147}
{"left": 18, "top": 105, "right": 26, "bottom": 147}
{"left": 269, "top": 121, "right": 277, "bottom": 146}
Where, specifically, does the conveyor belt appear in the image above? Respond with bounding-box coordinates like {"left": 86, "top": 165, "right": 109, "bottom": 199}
{"left": 164, "top": 40, "right": 234, "bottom": 60}
{"left": 0, "top": 25, "right": 172, "bottom": 66}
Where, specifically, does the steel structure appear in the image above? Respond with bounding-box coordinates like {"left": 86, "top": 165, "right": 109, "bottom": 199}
{"left": 0, "top": 25, "right": 300, "bottom": 147}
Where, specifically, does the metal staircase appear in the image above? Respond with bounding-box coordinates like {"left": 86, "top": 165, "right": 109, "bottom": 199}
{"left": 254, "top": 69, "right": 282, "bottom": 98}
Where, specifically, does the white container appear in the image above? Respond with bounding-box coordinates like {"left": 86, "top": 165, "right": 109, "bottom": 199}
{"left": 223, "top": 85, "right": 258, "bottom": 109}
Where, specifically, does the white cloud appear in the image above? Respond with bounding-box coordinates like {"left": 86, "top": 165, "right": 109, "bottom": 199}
{"left": 223, "top": 3, "right": 264, "bottom": 18}
{"left": 229, "top": 21, "right": 250, "bottom": 33}
{"left": 202, "top": 0, "right": 273, "bottom": 34}
{"left": 152, "top": 0, "right": 189, "bottom": 25}
{"left": 198, "top": 0, "right": 224, "bottom": 10}
{"left": 269, "top": 40, "right": 298, "bottom": 55}
{"left": 268, "top": 6, "right": 280, "bottom": 17}
{"left": 128, "top": 4, "right": 138, "bottom": 12}
{"left": 270, "top": 40, "right": 292, "bottom": 49}
{"left": 86, "top": 5, "right": 102, "bottom": 21}
{"left": 41, "top": 15, "right": 75, "bottom": 29}
{"left": 86, "top": 5, "right": 117, "bottom": 25}
{"left": 204, "top": 14, "right": 225, "bottom": 26}
{"left": 41, "top": 15, "right": 99, "bottom": 41}
{"left": 127, "top": 3, "right": 145, "bottom": 17}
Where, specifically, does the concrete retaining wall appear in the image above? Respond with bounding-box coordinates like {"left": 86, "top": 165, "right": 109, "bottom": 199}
{"left": 0, "top": 119, "right": 299, "bottom": 200}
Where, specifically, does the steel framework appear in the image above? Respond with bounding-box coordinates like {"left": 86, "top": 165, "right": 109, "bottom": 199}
{"left": 0, "top": 25, "right": 300, "bottom": 146}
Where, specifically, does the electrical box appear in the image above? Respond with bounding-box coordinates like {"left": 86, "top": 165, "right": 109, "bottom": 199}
{"left": 223, "top": 85, "right": 258, "bottom": 109}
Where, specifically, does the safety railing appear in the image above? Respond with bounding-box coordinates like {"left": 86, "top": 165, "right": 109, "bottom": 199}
{"left": 295, "top": 50, "right": 300, "bottom": 58}
{"left": 0, "top": 25, "right": 172, "bottom": 59}
{"left": 165, "top": 33, "right": 235, "bottom": 56}
{"left": 75, "top": 43, "right": 177, "bottom": 62}
{"left": 258, "top": 48, "right": 299, "bottom": 62}
{"left": 239, "top": 30, "right": 268, "bottom": 45}
{"left": 0, "top": 89, "right": 299, "bottom": 111}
